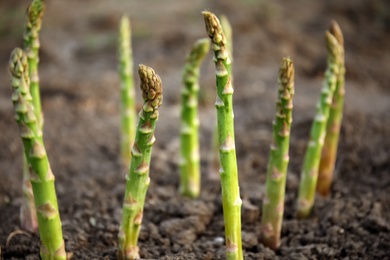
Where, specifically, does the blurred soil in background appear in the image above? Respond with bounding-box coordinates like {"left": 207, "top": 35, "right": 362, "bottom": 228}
{"left": 0, "top": 0, "right": 389, "bottom": 259}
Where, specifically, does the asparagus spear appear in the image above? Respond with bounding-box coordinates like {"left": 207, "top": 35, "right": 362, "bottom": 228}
{"left": 10, "top": 48, "right": 66, "bottom": 260}
{"left": 118, "top": 65, "right": 163, "bottom": 260}
{"left": 261, "top": 58, "right": 294, "bottom": 249}
{"left": 20, "top": 0, "right": 45, "bottom": 233}
{"left": 202, "top": 11, "right": 243, "bottom": 260}
{"left": 179, "top": 38, "right": 209, "bottom": 198}
{"left": 317, "top": 21, "right": 345, "bottom": 197}
{"left": 24, "top": 0, "right": 45, "bottom": 126}
{"left": 297, "top": 31, "right": 341, "bottom": 218}
{"left": 209, "top": 15, "right": 233, "bottom": 179}
{"left": 119, "top": 15, "right": 136, "bottom": 167}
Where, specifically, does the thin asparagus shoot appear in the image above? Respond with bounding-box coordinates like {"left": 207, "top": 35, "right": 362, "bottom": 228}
{"left": 297, "top": 31, "right": 341, "bottom": 218}
{"left": 317, "top": 21, "right": 345, "bottom": 197}
{"left": 24, "top": 0, "right": 45, "bottom": 126}
{"left": 10, "top": 48, "right": 66, "bottom": 260}
{"left": 261, "top": 58, "right": 294, "bottom": 250}
{"left": 20, "top": 0, "right": 45, "bottom": 233}
{"left": 180, "top": 38, "right": 210, "bottom": 198}
{"left": 118, "top": 65, "right": 163, "bottom": 260}
{"left": 202, "top": 11, "right": 243, "bottom": 260}
{"left": 119, "top": 15, "right": 136, "bottom": 167}
{"left": 209, "top": 14, "right": 233, "bottom": 178}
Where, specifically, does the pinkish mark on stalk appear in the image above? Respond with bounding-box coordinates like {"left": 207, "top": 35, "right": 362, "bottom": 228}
{"left": 298, "top": 198, "right": 310, "bottom": 209}
{"left": 226, "top": 238, "right": 238, "bottom": 253}
{"left": 124, "top": 193, "right": 137, "bottom": 207}
{"left": 220, "top": 133, "right": 235, "bottom": 152}
{"left": 261, "top": 223, "right": 274, "bottom": 238}
{"left": 135, "top": 161, "right": 149, "bottom": 174}
{"left": 45, "top": 168, "right": 54, "bottom": 180}
{"left": 271, "top": 166, "right": 283, "bottom": 180}
{"left": 276, "top": 201, "right": 284, "bottom": 215}
{"left": 37, "top": 202, "right": 57, "bottom": 219}
{"left": 134, "top": 211, "right": 143, "bottom": 225}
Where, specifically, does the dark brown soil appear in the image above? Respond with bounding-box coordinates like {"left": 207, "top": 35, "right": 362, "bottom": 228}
{"left": 0, "top": 0, "right": 389, "bottom": 259}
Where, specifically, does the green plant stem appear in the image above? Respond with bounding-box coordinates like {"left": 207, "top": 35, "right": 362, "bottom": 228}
{"left": 261, "top": 58, "right": 294, "bottom": 249}
{"left": 202, "top": 11, "right": 243, "bottom": 260}
{"left": 317, "top": 21, "right": 345, "bottom": 197}
{"left": 20, "top": 154, "right": 38, "bottom": 233}
{"left": 118, "top": 65, "right": 163, "bottom": 260}
{"left": 24, "top": 0, "right": 45, "bottom": 127}
{"left": 119, "top": 15, "right": 136, "bottom": 167}
{"left": 20, "top": 0, "right": 45, "bottom": 233}
{"left": 210, "top": 15, "right": 233, "bottom": 177}
{"left": 10, "top": 48, "right": 66, "bottom": 260}
{"left": 180, "top": 38, "right": 209, "bottom": 198}
{"left": 297, "top": 31, "right": 341, "bottom": 218}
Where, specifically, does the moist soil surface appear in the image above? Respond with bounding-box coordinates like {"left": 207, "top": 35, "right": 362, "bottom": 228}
{"left": 0, "top": 0, "right": 389, "bottom": 259}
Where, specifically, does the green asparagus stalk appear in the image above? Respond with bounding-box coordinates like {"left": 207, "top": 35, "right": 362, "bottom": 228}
{"left": 10, "top": 48, "right": 66, "bottom": 260}
{"left": 209, "top": 15, "right": 233, "bottom": 179}
{"left": 119, "top": 15, "right": 136, "bottom": 167}
{"left": 20, "top": 0, "right": 45, "bottom": 233}
{"left": 118, "top": 65, "right": 163, "bottom": 260}
{"left": 179, "top": 38, "right": 209, "bottom": 198}
{"left": 297, "top": 31, "right": 341, "bottom": 218}
{"left": 24, "top": 0, "right": 45, "bottom": 126}
{"left": 202, "top": 11, "right": 243, "bottom": 260}
{"left": 317, "top": 21, "right": 345, "bottom": 197}
{"left": 261, "top": 58, "right": 294, "bottom": 249}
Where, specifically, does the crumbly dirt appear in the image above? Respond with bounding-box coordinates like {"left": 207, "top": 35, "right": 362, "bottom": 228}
{"left": 0, "top": 0, "right": 389, "bottom": 259}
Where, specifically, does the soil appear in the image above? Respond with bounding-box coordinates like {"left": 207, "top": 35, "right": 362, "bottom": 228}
{"left": 0, "top": 0, "right": 389, "bottom": 259}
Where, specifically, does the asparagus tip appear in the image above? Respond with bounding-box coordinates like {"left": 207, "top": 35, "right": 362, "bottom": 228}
{"left": 27, "top": 0, "right": 45, "bottom": 21}
{"left": 187, "top": 38, "right": 210, "bottom": 64}
{"left": 138, "top": 64, "right": 163, "bottom": 108}
{"left": 10, "top": 48, "right": 28, "bottom": 77}
{"left": 202, "top": 11, "right": 225, "bottom": 44}
{"left": 280, "top": 57, "right": 294, "bottom": 83}
{"left": 120, "top": 15, "right": 130, "bottom": 30}
{"left": 329, "top": 20, "right": 344, "bottom": 46}
{"left": 325, "top": 31, "right": 340, "bottom": 58}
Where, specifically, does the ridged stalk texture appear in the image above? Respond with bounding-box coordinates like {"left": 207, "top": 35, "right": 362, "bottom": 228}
{"left": 180, "top": 38, "right": 209, "bottom": 198}
{"left": 118, "top": 65, "right": 163, "bottom": 260}
{"left": 119, "top": 15, "right": 136, "bottom": 167}
{"left": 261, "top": 58, "right": 294, "bottom": 250}
{"left": 202, "top": 11, "right": 243, "bottom": 260}
{"left": 20, "top": 0, "right": 45, "bottom": 233}
{"left": 297, "top": 31, "right": 341, "bottom": 218}
{"left": 210, "top": 15, "right": 233, "bottom": 178}
{"left": 10, "top": 48, "right": 66, "bottom": 260}
{"left": 317, "top": 21, "right": 345, "bottom": 197}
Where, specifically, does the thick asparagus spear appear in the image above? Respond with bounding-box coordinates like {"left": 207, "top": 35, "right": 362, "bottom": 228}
{"left": 180, "top": 38, "right": 209, "bottom": 198}
{"left": 317, "top": 21, "right": 345, "bottom": 197}
{"left": 202, "top": 11, "right": 243, "bottom": 260}
{"left": 119, "top": 15, "right": 136, "bottom": 167}
{"left": 209, "top": 15, "right": 233, "bottom": 178}
{"left": 118, "top": 65, "right": 163, "bottom": 260}
{"left": 20, "top": 0, "right": 45, "bottom": 233}
{"left": 261, "top": 58, "right": 294, "bottom": 249}
{"left": 10, "top": 48, "right": 66, "bottom": 260}
{"left": 297, "top": 31, "right": 341, "bottom": 218}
